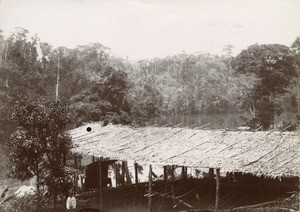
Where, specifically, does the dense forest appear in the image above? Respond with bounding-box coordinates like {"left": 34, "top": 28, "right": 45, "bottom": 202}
{"left": 0, "top": 27, "right": 299, "bottom": 154}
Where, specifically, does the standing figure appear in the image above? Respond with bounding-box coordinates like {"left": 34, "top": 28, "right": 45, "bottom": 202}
{"left": 66, "top": 192, "right": 77, "bottom": 210}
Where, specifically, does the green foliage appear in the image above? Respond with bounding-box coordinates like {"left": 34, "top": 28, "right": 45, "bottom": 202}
{"left": 0, "top": 28, "right": 46, "bottom": 153}
{"left": 126, "top": 63, "right": 163, "bottom": 121}
{"left": 291, "top": 36, "right": 300, "bottom": 50}
{"left": 1, "top": 27, "right": 299, "bottom": 134}
{"left": 232, "top": 44, "right": 298, "bottom": 130}
{"left": 277, "top": 114, "right": 300, "bottom": 131}
{"left": 132, "top": 53, "right": 255, "bottom": 115}
{"left": 0, "top": 194, "right": 68, "bottom": 212}
{"left": 5, "top": 28, "right": 39, "bottom": 72}
{"left": 6, "top": 97, "right": 72, "bottom": 197}
{"left": 289, "top": 36, "right": 300, "bottom": 114}
{"left": 70, "top": 66, "right": 132, "bottom": 126}
{"left": 232, "top": 44, "right": 297, "bottom": 96}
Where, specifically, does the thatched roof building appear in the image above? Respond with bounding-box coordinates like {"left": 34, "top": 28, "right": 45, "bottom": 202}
{"left": 69, "top": 123, "right": 300, "bottom": 178}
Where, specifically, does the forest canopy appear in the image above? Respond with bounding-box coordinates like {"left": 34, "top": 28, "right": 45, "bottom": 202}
{"left": 0, "top": 27, "right": 299, "bottom": 148}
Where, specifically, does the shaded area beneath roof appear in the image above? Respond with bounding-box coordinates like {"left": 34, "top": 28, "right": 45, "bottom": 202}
{"left": 76, "top": 174, "right": 298, "bottom": 212}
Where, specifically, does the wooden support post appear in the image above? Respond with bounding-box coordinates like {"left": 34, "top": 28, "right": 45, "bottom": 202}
{"left": 115, "top": 163, "right": 118, "bottom": 187}
{"left": 171, "top": 184, "right": 176, "bottom": 206}
{"left": 185, "top": 167, "right": 188, "bottom": 178}
{"left": 298, "top": 176, "right": 300, "bottom": 211}
{"left": 98, "top": 159, "right": 103, "bottom": 211}
{"left": 163, "top": 166, "right": 167, "bottom": 182}
{"left": 209, "top": 168, "right": 214, "bottom": 180}
{"left": 208, "top": 168, "right": 215, "bottom": 198}
{"left": 215, "top": 168, "right": 220, "bottom": 212}
{"left": 134, "top": 162, "right": 139, "bottom": 190}
{"left": 148, "top": 164, "right": 153, "bottom": 212}
{"left": 122, "top": 161, "right": 125, "bottom": 186}
{"left": 182, "top": 166, "right": 187, "bottom": 180}
{"left": 171, "top": 165, "right": 175, "bottom": 181}
{"left": 124, "top": 161, "right": 132, "bottom": 184}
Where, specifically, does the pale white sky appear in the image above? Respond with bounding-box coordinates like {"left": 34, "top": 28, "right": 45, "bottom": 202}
{"left": 0, "top": 0, "right": 300, "bottom": 60}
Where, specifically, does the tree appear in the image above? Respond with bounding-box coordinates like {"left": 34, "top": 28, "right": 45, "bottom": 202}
{"left": 70, "top": 66, "right": 132, "bottom": 126}
{"left": 0, "top": 28, "right": 45, "bottom": 153}
{"left": 133, "top": 53, "right": 252, "bottom": 115}
{"left": 290, "top": 36, "right": 300, "bottom": 114}
{"left": 231, "top": 44, "right": 297, "bottom": 130}
{"left": 39, "top": 42, "right": 52, "bottom": 69}
{"left": 291, "top": 36, "right": 300, "bottom": 50}
{"left": 6, "top": 97, "right": 72, "bottom": 206}
{"left": 222, "top": 44, "right": 235, "bottom": 58}
{"left": 126, "top": 73, "right": 163, "bottom": 122}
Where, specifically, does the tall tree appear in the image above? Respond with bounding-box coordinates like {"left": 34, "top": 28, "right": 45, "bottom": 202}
{"left": 70, "top": 66, "right": 132, "bottom": 126}
{"left": 126, "top": 72, "right": 163, "bottom": 122}
{"left": 6, "top": 97, "right": 72, "bottom": 206}
{"left": 290, "top": 36, "right": 300, "bottom": 114}
{"left": 231, "top": 44, "right": 297, "bottom": 130}
{"left": 0, "top": 28, "right": 44, "bottom": 150}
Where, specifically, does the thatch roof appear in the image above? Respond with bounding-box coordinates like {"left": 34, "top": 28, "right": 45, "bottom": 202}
{"left": 69, "top": 123, "right": 300, "bottom": 178}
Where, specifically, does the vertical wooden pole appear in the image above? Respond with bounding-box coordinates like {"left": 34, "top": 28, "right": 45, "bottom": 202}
{"left": 298, "top": 176, "right": 300, "bottom": 212}
{"left": 115, "top": 163, "right": 118, "bottom": 188}
{"left": 182, "top": 166, "right": 187, "bottom": 180}
{"left": 134, "top": 162, "right": 138, "bottom": 210}
{"left": 97, "top": 159, "right": 99, "bottom": 203}
{"left": 171, "top": 184, "right": 176, "bottom": 206}
{"left": 134, "top": 162, "right": 139, "bottom": 188}
{"left": 122, "top": 161, "right": 125, "bottom": 186}
{"left": 163, "top": 166, "right": 167, "bottom": 182}
{"left": 99, "top": 159, "right": 103, "bottom": 211}
{"left": 171, "top": 165, "right": 175, "bottom": 181}
{"left": 148, "top": 164, "right": 153, "bottom": 212}
{"left": 124, "top": 161, "right": 132, "bottom": 184}
{"left": 215, "top": 168, "right": 220, "bottom": 212}
{"left": 208, "top": 168, "right": 215, "bottom": 198}
{"left": 209, "top": 168, "right": 214, "bottom": 180}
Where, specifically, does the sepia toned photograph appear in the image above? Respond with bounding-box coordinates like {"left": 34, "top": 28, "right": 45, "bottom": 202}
{"left": 0, "top": 0, "right": 300, "bottom": 211}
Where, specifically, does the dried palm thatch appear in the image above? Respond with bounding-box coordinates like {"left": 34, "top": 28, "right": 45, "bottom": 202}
{"left": 69, "top": 123, "right": 300, "bottom": 178}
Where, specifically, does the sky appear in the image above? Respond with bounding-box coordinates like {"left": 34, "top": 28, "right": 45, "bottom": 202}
{"left": 0, "top": 0, "right": 300, "bottom": 60}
